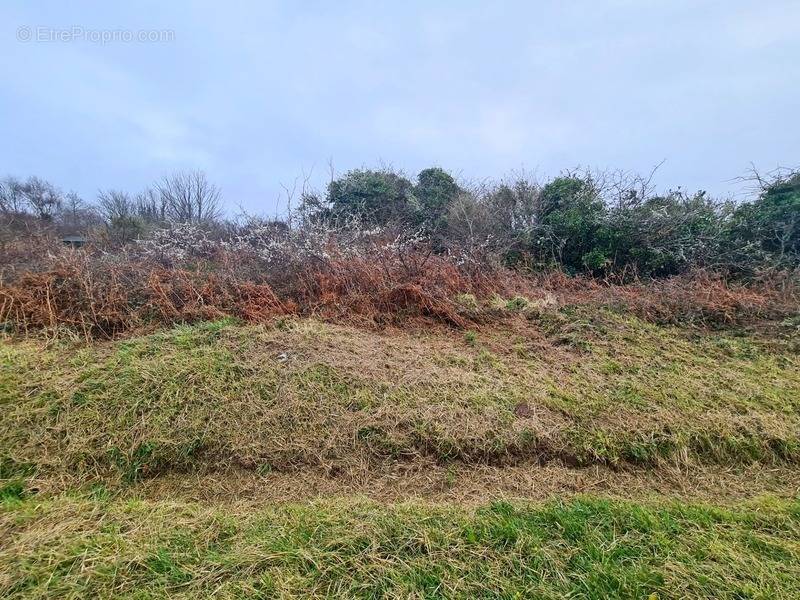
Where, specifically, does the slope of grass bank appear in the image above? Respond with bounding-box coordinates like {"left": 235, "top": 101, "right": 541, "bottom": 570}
{"left": 1, "top": 308, "right": 799, "bottom": 490}
{"left": 2, "top": 307, "right": 800, "bottom": 598}
{"left": 2, "top": 494, "right": 800, "bottom": 599}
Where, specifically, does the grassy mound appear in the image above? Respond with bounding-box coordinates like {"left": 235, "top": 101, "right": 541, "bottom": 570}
{"left": 2, "top": 494, "right": 800, "bottom": 598}
{"left": 2, "top": 308, "right": 799, "bottom": 488}
{"left": 2, "top": 306, "right": 800, "bottom": 598}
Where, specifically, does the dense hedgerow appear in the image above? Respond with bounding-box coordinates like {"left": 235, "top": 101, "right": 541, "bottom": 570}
{"left": 2, "top": 164, "right": 799, "bottom": 276}
{"left": 301, "top": 165, "right": 800, "bottom": 276}
{"left": 1, "top": 165, "right": 798, "bottom": 337}
{"left": 0, "top": 240, "right": 796, "bottom": 337}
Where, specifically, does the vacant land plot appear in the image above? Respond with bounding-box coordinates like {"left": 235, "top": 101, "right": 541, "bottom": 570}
{"left": 2, "top": 306, "right": 799, "bottom": 598}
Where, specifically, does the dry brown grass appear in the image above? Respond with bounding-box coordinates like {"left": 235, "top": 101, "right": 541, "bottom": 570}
{"left": 594, "top": 270, "right": 799, "bottom": 326}
{"left": 130, "top": 460, "right": 800, "bottom": 507}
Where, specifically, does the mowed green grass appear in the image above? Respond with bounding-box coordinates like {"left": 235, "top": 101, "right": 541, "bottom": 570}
{"left": 1, "top": 309, "right": 799, "bottom": 486}
{"left": 2, "top": 493, "right": 800, "bottom": 599}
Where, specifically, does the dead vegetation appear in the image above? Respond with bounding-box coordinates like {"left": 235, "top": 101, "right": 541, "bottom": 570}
{"left": 0, "top": 244, "right": 796, "bottom": 339}
{"left": 0, "top": 254, "right": 293, "bottom": 338}
{"left": 129, "top": 461, "right": 800, "bottom": 506}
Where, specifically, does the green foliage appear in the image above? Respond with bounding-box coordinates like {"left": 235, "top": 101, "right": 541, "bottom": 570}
{"left": 540, "top": 176, "right": 598, "bottom": 217}
{"left": 505, "top": 296, "right": 530, "bottom": 311}
{"left": 510, "top": 177, "right": 729, "bottom": 276}
{"left": 327, "top": 168, "right": 414, "bottom": 226}
{"left": 108, "top": 214, "right": 146, "bottom": 243}
{"left": 727, "top": 173, "right": 800, "bottom": 268}
{"left": 602, "top": 191, "right": 725, "bottom": 276}
{"left": 289, "top": 164, "right": 800, "bottom": 276}
{"left": 324, "top": 166, "right": 463, "bottom": 232}
{"left": 525, "top": 176, "right": 606, "bottom": 273}
{"left": 0, "top": 480, "right": 26, "bottom": 503}
{"left": 414, "top": 167, "right": 462, "bottom": 232}
{"left": 480, "top": 167, "right": 798, "bottom": 276}
{"left": 581, "top": 248, "right": 610, "bottom": 271}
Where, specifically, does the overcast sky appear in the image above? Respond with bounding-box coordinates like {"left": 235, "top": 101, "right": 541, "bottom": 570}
{"left": 1, "top": 1, "right": 797, "bottom": 215}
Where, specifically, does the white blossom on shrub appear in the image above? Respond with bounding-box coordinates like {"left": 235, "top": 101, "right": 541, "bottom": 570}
{"left": 136, "top": 223, "right": 218, "bottom": 264}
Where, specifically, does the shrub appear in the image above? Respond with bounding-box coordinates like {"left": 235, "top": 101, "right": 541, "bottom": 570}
{"left": 414, "top": 167, "right": 462, "bottom": 233}
{"left": 726, "top": 172, "right": 800, "bottom": 270}
{"left": 327, "top": 168, "right": 415, "bottom": 226}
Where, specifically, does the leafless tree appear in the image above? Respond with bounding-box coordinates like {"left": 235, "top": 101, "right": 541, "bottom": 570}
{"left": 0, "top": 177, "right": 28, "bottom": 215}
{"left": 599, "top": 161, "right": 664, "bottom": 209}
{"left": 486, "top": 171, "right": 543, "bottom": 231}
{"left": 97, "top": 189, "right": 135, "bottom": 222}
{"left": 18, "top": 176, "right": 62, "bottom": 220}
{"left": 97, "top": 189, "right": 146, "bottom": 243}
{"left": 60, "top": 191, "right": 100, "bottom": 230}
{"left": 134, "top": 187, "right": 168, "bottom": 224}
{"left": 157, "top": 169, "right": 222, "bottom": 224}
{"left": 443, "top": 192, "right": 500, "bottom": 262}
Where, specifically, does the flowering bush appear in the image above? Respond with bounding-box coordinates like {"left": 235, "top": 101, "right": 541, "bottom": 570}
{"left": 136, "top": 222, "right": 220, "bottom": 264}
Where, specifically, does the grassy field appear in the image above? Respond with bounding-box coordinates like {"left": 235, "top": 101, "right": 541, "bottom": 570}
{"left": 2, "top": 306, "right": 799, "bottom": 598}
{"left": 3, "top": 494, "right": 800, "bottom": 598}
{"left": 2, "top": 309, "right": 799, "bottom": 484}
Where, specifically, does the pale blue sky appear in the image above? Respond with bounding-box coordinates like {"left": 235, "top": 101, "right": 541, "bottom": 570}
{"left": 1, "top": 1, "right": 797, "bottom": 215}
